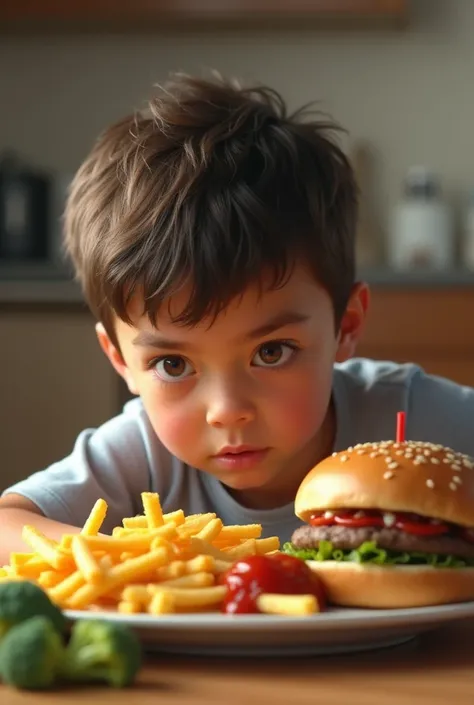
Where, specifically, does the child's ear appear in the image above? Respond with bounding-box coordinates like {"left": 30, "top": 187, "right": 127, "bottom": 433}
{"left": 95, "top": 323, "right": 139, "bottom": 395}
{"left": 335, "top": 282, "right": 370, "bottom": 363}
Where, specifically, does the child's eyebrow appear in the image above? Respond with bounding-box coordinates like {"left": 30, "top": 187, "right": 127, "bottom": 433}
{"left": 132, "top": 311, "right": 310, "bottom": 350}
{"left": 242, "top": 311, "right": 310, "bottom": 342}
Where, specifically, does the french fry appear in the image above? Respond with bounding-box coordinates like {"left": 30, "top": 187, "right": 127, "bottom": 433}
{"left": 141, "top": 492, "right": 164, "bottom": 528}
{"left": 151, "top": 586, "right": 226, "bottom": 608}
{"left": 71, "top": 535, "right": 104, "bottom": 584}
{"left": 255, "top": 537, "right": 280, "bottom": 554}
{"left": 195, "top": 518, "right": 223, "bottom": 542}
{"left": 148, "top": 590, "right": 175, "bottom": 615}
{"left": 121, "top": 585, "right": 151, "bottom": 605}
{"left": 217, "top": 524, "right": 262, "bottom": 541}
{"left": 155, "top": 572, "right": 215, "bottom": 589}
{"left": 256, "top": 593, "right": 319, "bottom": 616}
{"left": 48, "top": 570, "right": 85, "bottom": 606}
{"left": 2, "top": 491, "right": 283, "bottom": 616}
{"left": 22, "top": 526, "right": 73, "bottom": 571}
{"left": 222, "top": 539, "right": 257, "bottom": 560}
{"left": 155, "top": 560, "right": 187, "bottom": 580}
{"left": 118, "top": 600, "right": 142, "bottom": 614}
{"left": 38, "top": 570, "right": 72, "bottom": 589}
{"left": 81, "top": 498, "right": 108, "bottom": 536}
{"left": 163, "top": 509, "right": 185, "bottom": 526}
{"left": 177, "top": 514, "right": 217, "bottom": 538}
{"left": 183, "top": 555, "right": 215, "bottom": 574}
{"left": 188, "top": 538, "right": 233, "bottom": 562}
{"left": 9, "top": 552, "right": 36, "bottom": 568}
{"left": 66, "top": 548, "right": 169, "bottom": 609}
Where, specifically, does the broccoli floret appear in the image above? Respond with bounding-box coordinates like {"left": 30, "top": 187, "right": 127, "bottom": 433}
{"left": 0, "top": 616, "right": 65, "bottom": 690}
{"left": 0, "top": 580, "right": 67, "bottom": 638}
{"left": 63, "top": 619, "right": 142, "bottom": 688}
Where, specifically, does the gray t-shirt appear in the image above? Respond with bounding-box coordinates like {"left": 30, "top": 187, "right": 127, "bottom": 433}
{"left": 4, "top": 358, "right": 474, "bottom": 543}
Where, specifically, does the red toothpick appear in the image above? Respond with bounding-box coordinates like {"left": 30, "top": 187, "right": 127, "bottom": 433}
{"left": 396, "top": 411, "right": 406, "bottom": 443}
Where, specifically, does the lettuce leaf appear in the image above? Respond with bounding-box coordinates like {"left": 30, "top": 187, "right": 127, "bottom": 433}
{"left": 282, "top": 540, "right": 474, "bottom": 568}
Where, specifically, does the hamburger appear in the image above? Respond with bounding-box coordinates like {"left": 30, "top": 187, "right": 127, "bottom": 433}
{"left": 284, "top": 440, "right": 474, "bottom": 608}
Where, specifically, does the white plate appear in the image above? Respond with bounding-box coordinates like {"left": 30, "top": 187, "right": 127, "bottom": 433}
{"left": 65, "top": 601, "right": 474, "bottom": 657}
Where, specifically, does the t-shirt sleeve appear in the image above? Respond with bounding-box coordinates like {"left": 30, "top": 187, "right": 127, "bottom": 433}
{"left": 407, "top": 368, "right": 474, "bottom": 456}
{"left": 1, "top": 400, "right": 153, "bottom": 534}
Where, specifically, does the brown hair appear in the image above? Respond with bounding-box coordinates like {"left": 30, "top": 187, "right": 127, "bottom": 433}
{"left": 64, "top": 73, "right": 358, "bottom": 347}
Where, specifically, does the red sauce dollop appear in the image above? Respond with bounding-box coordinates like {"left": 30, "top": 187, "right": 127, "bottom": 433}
{"left": 221, "top": 553, "right": 327, "bottom": 614}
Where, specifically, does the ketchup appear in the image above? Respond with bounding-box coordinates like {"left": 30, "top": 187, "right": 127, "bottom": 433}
{"left": 221, "top": 554, "right": 326, "bottom": 614}
{"left": 309, "top": 510, "right": 451, "bottom": 537}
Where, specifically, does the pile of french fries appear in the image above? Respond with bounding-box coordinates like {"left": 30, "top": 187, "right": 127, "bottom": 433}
{"left": 0, "top": 493, "right": 319, "bottom": 616}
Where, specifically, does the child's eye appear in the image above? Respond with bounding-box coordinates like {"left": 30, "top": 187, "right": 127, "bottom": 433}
{"left": 252, "top": 341, "right": 298, "bottom": 368}
{"left": 152, "top": 356, "right": 194, "bottom": 382}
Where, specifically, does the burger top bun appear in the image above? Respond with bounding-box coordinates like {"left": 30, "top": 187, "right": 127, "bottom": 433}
{"left": 295, "top": 440, "right": 474, "bottom": 528}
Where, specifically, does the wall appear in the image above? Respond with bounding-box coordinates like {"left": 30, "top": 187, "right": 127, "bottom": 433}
{"left": 0, "top": 0, "right": 472, "bottom": 237}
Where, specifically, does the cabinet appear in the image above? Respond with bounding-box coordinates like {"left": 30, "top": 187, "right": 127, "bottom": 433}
{"left": 357, "top": 287, "right": 474, "bottom": 388}
{"left": 0, "top": 309, "right": 119, "bottom": 491}
{"left": 1, "top": 1, "right": 408, "bottom": 30}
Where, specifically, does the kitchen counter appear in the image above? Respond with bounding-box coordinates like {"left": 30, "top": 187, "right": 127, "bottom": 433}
{"left": 1, "top": 619, "right": 474, "bottom": 704}
{"left": 0, "top": 263, "right": 82, "bottom": 305}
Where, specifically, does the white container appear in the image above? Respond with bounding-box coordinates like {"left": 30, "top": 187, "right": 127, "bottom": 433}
{"left": 461, "top": 190, "right": 474, "bottom": 271}
{"left": 387, "top": 167, "right": 454, "bottom": 271}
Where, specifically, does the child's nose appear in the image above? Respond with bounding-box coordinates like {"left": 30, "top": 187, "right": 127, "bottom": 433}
{"left": 205, "top": 392, "right": 256, "bottom": 428}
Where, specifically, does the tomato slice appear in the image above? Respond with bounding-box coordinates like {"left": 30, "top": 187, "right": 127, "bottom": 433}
{"left": 309, "top": 509, "right": 451, "bottom": 536}
{"left": 333, "top": 514, "right": 383, "bottom": 529}
{"left": 394, "top": 517, "right": 450, "bottom": 536}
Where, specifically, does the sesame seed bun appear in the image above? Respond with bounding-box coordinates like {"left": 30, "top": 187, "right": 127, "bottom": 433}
{"left": 305, "top": 561, "right": 474, "bottom": 608}
{"left": 294, "top": 441, "right": 474, "bottom": 528}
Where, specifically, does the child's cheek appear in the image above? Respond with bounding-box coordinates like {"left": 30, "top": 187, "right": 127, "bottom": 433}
{"left": 148, "top": 405, "right": 198, "bottom": 455}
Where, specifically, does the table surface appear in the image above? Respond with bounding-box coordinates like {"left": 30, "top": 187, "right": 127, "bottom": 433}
{"left": 1, "top": 619, "right": 473, "bottom": 704}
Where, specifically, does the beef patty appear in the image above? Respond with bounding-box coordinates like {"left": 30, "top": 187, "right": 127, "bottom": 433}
{"left": 291, "top": 524, "right": 474, "bottom": 559}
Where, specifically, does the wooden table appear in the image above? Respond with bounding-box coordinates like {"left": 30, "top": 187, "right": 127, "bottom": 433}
{"left": 1, "top": 619, "right": 473, "bottom": 704}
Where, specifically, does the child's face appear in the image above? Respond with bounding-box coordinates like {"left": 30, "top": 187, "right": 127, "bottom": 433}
{"left": 98, "top": 263, "right": 368, "bottom": 508}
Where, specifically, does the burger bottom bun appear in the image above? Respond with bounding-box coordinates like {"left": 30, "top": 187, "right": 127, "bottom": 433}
{"left": 306, "top": 561, "right": 474, "bottom": 609}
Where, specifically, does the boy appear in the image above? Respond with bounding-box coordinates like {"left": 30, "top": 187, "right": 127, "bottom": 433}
{"left": 1, "top": 74, "right": 474, "bottom": 563}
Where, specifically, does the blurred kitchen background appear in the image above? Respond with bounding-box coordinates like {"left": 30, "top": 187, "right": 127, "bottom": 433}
{"left": 1, "top": 0, "right": 474, "bottom": 490}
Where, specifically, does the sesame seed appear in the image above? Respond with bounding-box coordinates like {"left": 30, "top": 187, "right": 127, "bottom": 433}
{"left": 384, "top": 457, "right": 393, "bottom": 464}
{"left": 452, "top": 476, "right": 462, "bottom": 485}
{"left": 356, "top": 449, "right": 366, "bottom": 455}
{"left": 332, "top": 452, "right": 338, "bottom": 457}
{"left": 449, "top": 482, "right": 458, "bottom": 491}
{"left": 426, "top": 479, "right": 435, "bottom": 489}
{"left": 451, "top": 464, "right": 461, "bottom": 471}
{"left": 340, "top": 454, "right": 349, "bottom": 462}
{"left": 388, "top": 462, "right": 399, "bottom": 470}
{"left": 414, "top": 455, "right": 427, "bottom": 464}
{"left": 383, "top": 471, "right": 395, "bottom": 479}
{"left": 423, "top": 449, "right": 431, "bottom": 456}
{"left": 379, "top": 449, "right": 389, "bottom": 455}
{"left": 463, "top": 459, "right": 474, "bottom": 469}
{"left": 395, "top": 450, "right": 404, "bottom": 456}
{"left": 430, "top": 458, "right": 440, "bottom": 464}
{"left": 370, "top": 452, "right": 379, "bottom": 458}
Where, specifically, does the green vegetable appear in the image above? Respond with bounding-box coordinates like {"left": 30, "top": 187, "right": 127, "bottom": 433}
{"left": 0, "top": 580, "right": 67, "bottom": 639}
{"left": 63, "top": 619, "right": 142, "bottom": 688}
{"left": 0, "top": 616, "right": 65, "bottom": 690}
{"left": 283, "top": 540, "right": 474, "bottom": 568}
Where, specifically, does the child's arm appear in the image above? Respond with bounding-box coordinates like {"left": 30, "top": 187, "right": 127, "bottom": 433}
{"left": 0, "top": 494, "right": 80, "bottom": 565}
